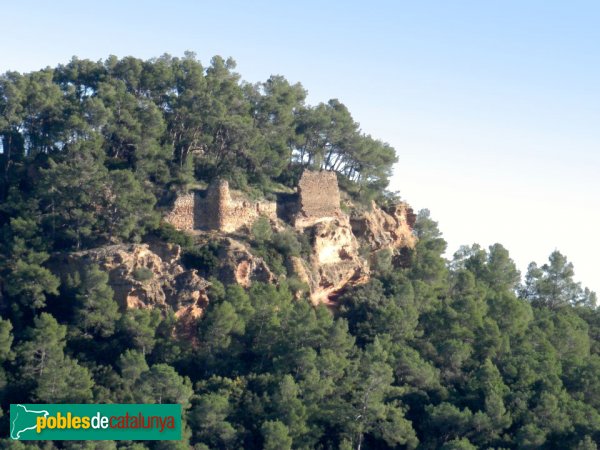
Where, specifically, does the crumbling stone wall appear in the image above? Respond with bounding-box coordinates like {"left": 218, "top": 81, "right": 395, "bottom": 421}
{"left": 166, "top": 171, "right": 349, "bottom": 233}
{"left": 166, "top": 180, "right": 277, "bottom": 233}
{"left": 294, "top": 170, "right": 341, "bottom": 228}
{"left": 161, "top": 170, "right": 419, "bottom": 305}
{"left": 222, "top": 196, "right": 277, "bottom": 233}
{"left": 195, "top": 180, "right": 229, "bottom": 230}
{"left": 164, "top": 193, "right": 195, "bottom": 230}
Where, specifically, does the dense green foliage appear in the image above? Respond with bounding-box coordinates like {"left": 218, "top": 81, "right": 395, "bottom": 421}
{"left": 0, "top": 56, "right": 598, "bottom": 448}
{"left": 0, "top": 53, "right": 396, "bottom": 212}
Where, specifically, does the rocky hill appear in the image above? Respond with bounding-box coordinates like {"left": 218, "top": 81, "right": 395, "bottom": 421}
{"left": 60, "top": 170, "right": 416, "bottom": 326}
{"left": 2, "top": 55, "right": 598, "bottom": 450}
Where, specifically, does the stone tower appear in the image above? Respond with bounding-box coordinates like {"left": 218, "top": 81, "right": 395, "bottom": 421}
{"left": 203, "top": 179, "right": 230, "bottom": 230}
{"left": 294, "top": 170, "right": 342, "bottom": 228}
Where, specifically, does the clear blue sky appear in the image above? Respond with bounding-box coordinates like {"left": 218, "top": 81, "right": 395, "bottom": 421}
{"left": 3, "top": 1, "right": 599, "bottom": 293}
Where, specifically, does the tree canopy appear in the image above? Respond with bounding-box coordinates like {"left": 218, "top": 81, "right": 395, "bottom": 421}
{"left": 0, "top": 53, "right": 397, "bottom": 210}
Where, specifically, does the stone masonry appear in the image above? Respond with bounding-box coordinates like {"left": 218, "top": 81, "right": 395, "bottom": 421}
{"left": 164, "top": 193, "right": 195, "bottom": 231}
{"left": 165, "top": 170, "right": 349, "bottom": 233}
{"left": 293, "top": 170, "right": 342, "bottom": 228}
{"left": 160, "top": 170, "right": 418, "bottom": 304}
{"left": 165, "top": 179, "right": 277, "bottom": 233}
{"left": 196, "top": 180, "right": 229, "bottom": 230}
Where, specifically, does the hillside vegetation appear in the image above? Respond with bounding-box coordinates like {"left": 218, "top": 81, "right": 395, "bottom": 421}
{"left": 0, "top": 55, "right": 598, "bottom": 449}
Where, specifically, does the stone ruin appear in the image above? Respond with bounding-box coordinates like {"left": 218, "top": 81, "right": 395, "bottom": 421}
{"left": 164, "top": 193, "right": 196, "bottom": 231}
{"left": 196, "top": 180, "right": 277, "bottom": 232}
{"left": 293, "top": 170, "right": 342, "bottom": 228}
{"left": 165, "top": 170, "right": 341, "bottom": 233}
{"left": 164, "top": 179, "right": 278, "bottom": 233}
{"left": 158, "top": 170, "right": 416, "bottom": 305}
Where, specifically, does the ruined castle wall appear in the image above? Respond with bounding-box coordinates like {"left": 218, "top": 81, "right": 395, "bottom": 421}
{"left": 206, "top": 180, "right": 277, "bottom": 232}
{"left": 166, "top": 180, "right": 277, "bottom": 233}
{"left": 195, "top": 181, "right": 228, "bottom": 230}
{"left": 166, "top": 172, "right": 344, "bottom": 233}
{"left": 164, "top": 193, "right": 195, "bottom": 230}
{"left": 222, "top": 198, "right": 277, "bottom": 233}
{"left": 294, "top": 170, "right": 341, "bottom": 228}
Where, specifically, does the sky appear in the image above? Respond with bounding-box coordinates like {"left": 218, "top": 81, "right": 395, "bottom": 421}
{"left": 2, "top": 0, "right": 599, "bottom": 293}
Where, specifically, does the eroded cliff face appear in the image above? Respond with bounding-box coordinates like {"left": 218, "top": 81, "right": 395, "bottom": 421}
{"left": 59, "top": 243, "right": 209, "bottom": 327}
{"left": 299, "top": 217, "right": 368, "bottom": 305}
{"left": 351, "top": 201, "right": 417, "bottom": 253}
{"left": 287, "top": 202, "right": 416, "bottom": 304}
{"left": 59, "top": 197, "right": 415, "bottom": 328}
{"left": 64, "top": 168, "right": 416, "bottom": 324}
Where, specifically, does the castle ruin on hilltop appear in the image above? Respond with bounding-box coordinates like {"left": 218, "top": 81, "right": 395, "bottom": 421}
{"left": 161, "top": 169, "right": 416, "bottom": 304}
{"left": 164, "top": 170, "right": 342, "bottom": 233}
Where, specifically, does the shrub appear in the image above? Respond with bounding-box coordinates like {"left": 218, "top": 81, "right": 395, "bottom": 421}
{"left": 287, "top": 276, "right": 310, "bottom": 298}
{"left": 152, "top": 222, "right": 194, "bottom": 248}
{"left": 265, "top": 250, "right": 286, "bottom": 276}
{"left": 251, "top": 217, "right": 273, "bottom": 244}
{"left": 132, "top": 267, "right": 154, "bottom": 282}
{"left": 372, "top": 248, "right": 393, "bottom": 274}
{"left": 206, "top": 277, "right": 226, "bottom": 303}
{"left": 252, "top": 245, "right": 286, "bottom": 276}
{"left": 182, "top": 243, "right": 221, "bottom": 277}
{"left": 297, "top": 231, "right": 313, "bottom": 258}
{"left": 272, "top": 230, "right": 302, "bottom": 258}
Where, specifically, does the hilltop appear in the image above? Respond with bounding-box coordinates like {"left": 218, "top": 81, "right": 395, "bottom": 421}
{"left": 0, "top": 55, "right": 598, "bottom": 449}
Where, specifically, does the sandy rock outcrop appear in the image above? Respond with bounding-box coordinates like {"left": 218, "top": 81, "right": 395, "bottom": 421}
{"left": 60, "top": 243, "right": 209, "bottom": 323}
{"left": 217, "top": 238, "right": 276, "bottom": 288}
{"left": 289, "top": 217, "right": 369, "bottom": 305}
{"left": 350, "top": 201, "right": 417, "bottom": 253}
{"left": 54, "top": 192, "right": 417, "bottom": 332}
{"left": 287, "top": 201, "right": 417, "bottom": 304}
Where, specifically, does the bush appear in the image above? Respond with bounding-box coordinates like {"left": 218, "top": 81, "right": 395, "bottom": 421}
{"left": 372, "top": 248, "right": 393, "bottom": 274}
{"left": 265, "top": 251, "right": 286, "bottom": 276}
{"left": 297, "top": 231, "right": 313, "bottom": 258}
{"left": 252, "top": 245, "right": 286, "bottom": 276}
{"left": 251, "top": 217, "right": 273, "bottom": 244}
{"left": 287, "top": 276, "right": 310, "bottom": 298}
{"left": 272, "top": 230, "right": 302, "bottom": 257}
{"left": 132, "top": 267, "right": 154, "bottom": 282}
{"left": 182, "top": 243, "right": 221, "bottom": 277}
{"left": 379, "top": 189, "right": 403, "bottom": 208}
{"left": 152, "top": 222, "right": 194, "bottom": 248}
{"left": 206, "top": 277, "right": 226, "bottom": 303}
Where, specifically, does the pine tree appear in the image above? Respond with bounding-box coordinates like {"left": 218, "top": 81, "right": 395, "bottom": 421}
{"left": 68, "top": 264, "right": 120, "bottom": 338}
